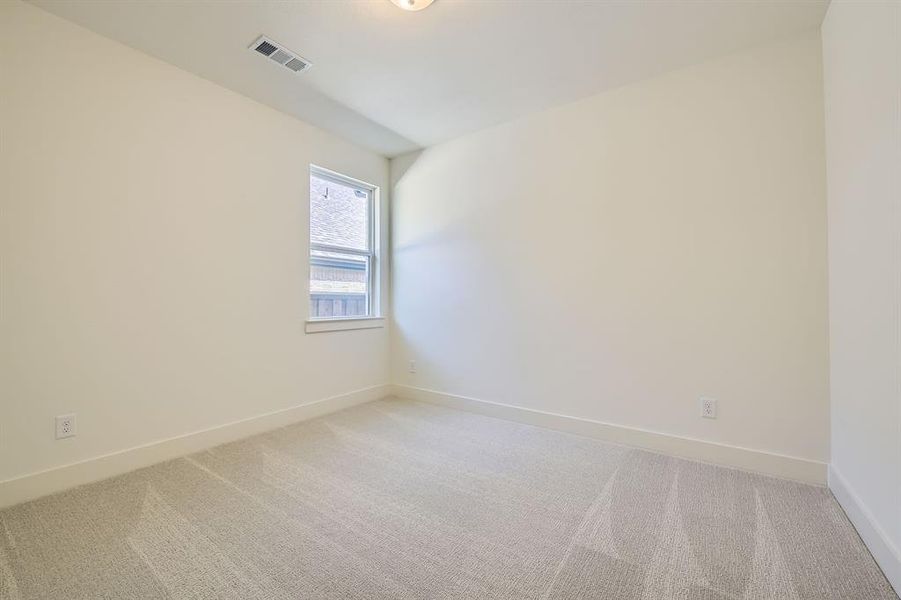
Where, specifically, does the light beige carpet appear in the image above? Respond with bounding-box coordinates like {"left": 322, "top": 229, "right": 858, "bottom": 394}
{"left": 0, "top": 398, "right": 895, "bottom": 599}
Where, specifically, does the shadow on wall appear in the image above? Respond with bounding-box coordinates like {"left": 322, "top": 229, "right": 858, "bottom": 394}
{"left": 389, "top": 148, "right": 478, "bottom": 392}
{"left": 388, "top": 147, "right": 533, "bottom": 398}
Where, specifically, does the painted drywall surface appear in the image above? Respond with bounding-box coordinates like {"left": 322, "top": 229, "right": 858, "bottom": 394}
{"left": 391, "top": 33, "right": 829, "bottom": 462}
{"left": 0, "top": 1, "right": 390, "bottom": 483}
{"left": 823, "top": 0, "right": 901, "bottom": 564}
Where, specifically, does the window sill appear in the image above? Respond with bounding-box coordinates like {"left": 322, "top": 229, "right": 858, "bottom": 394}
{"left": 305, "top": 317, "right": 386, "bottom": 334}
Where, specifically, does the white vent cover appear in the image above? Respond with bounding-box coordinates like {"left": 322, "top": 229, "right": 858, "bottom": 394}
{"left": 249, "top": 35, "right": 312, "bottom": 75}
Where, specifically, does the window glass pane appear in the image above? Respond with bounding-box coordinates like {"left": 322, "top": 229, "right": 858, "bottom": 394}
{"left": 310, "top": 173, "right": 369, "bottom": 251}
{"left": 309, "top": 250, "right": 369, "bottom": 318}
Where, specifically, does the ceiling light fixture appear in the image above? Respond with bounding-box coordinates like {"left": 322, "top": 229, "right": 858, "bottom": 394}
{"left": 390, "top": 0, "right": 435, "bottom": 11}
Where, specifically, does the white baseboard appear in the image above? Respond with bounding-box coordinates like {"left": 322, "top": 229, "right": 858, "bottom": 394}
{"left": 0, "top": 384, "right": 391, "bottom": 509}
{"left": 392, "top": 384, "right": 827, "bottom": 485}
{"left": 829, "top": 465, "right": 901, "bottom": 595}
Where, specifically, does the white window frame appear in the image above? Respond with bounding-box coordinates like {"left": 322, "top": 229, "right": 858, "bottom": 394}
{"left": 306, "top": 165, "right": 384, "bottom": 333}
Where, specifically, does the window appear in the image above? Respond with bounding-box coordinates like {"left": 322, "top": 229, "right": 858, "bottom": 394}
{"left": 308, "top": 167, "right": 379, "bottom": 325}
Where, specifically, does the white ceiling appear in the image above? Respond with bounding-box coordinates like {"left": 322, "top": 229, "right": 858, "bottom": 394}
{"left": 30, "top": 0, "right": 829, "bottom": 157}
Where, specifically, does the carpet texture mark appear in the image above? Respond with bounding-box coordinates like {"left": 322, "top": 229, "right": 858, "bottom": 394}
{"left": 642, "top": 469, "right": 710, "bottom": 598}
{"left": 0, "top": 519, "right": 21, "bottom": 600}
{"left": 742, "top": 490, "right": 799, "bottom": 599}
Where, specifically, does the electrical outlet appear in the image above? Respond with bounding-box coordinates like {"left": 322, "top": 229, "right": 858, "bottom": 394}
{"left": 408, "top": 360, "right": 416, "bottom": 374}
{"left": 700, "top": 398, "right": 717, "bottom": 419}
{"left": 55, "top": 414, "right": 77, "bottom": 439}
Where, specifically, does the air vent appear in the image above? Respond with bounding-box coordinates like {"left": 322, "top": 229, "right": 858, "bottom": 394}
{"left": 254, "top": 40, "right": 277, "bottom": 57}
{"left": 270, "top": 49, "right": 293, "bottom": 65}
{"left": 284, "top": 57, "right": 308, "bottom": 73}
{"left": 249, "top": 35, "right": 312, "bottom": 75}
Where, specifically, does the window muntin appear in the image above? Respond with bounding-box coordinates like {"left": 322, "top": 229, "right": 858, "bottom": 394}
{"left": 309, "top": 168, "right": 375, "bottom": 320}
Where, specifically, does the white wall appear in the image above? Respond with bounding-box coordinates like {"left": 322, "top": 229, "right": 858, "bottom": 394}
{"left": 822, "top": 0, "right": 901, "bottom": 591}
{"left": 391, "top": 32, "right": 829, "bottom": 467}
{"left": 0, "top": 1, "right": 390, "bottom": 489}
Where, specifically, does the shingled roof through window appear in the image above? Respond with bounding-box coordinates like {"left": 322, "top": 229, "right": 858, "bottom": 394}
{"left": 310, "top": 174, "right": 368, "bottom": 251}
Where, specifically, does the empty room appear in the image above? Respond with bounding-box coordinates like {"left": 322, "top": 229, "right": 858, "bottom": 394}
{"left": 1, "top": 0, "right": 898, "bottom": 598}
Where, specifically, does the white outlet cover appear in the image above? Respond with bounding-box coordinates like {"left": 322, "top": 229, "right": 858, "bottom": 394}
{"left": 55, "top": 414, "right": 77, "bottom": 439}
{"left": 700, "top": 397, "right": 717, "bottom": 419}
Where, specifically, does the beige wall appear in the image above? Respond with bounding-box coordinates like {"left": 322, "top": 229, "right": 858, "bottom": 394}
{"left": 391, "top": 32, "right": 829, "bottom": 464}
{"left": 0, "top": 1, "right": 390, "bottom": 484}
{"left": 822, "top": 0, "right": 901, "bottom": 590}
